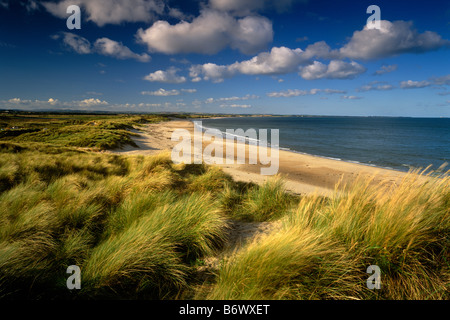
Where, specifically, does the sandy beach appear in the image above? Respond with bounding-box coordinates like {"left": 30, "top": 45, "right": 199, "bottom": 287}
{"left": 111, "top": 119, "right": 409, "bottom": 196}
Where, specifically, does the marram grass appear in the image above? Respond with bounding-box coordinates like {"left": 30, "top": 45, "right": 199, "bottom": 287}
{"left": 205, "top": 170, "right": 450, "bottom": 300}
{"left": 0, "top": 146, "right": 448, "bottom": 300}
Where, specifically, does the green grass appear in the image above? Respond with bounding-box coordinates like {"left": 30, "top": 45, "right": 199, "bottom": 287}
{"left": 0, "top": 113, "right": 168, "bottom": 150}
{"left": 205, "top": 171, "right": 450, "bottom": 300}
{"left": 0, "top": 151, "right": 231, "bottom": 299}
{"left": 0, "top": 112, "right": 448, "bottom": 300}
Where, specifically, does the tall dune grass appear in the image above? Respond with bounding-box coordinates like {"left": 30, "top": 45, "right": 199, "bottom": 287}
{"left": 0, "top": 144, "right": 448, "bottom": 300}
{"left": 220, "top": 175, "right": 297, "bottom": 222}
{"left": 206, "top": 170, "right": 450, "bottom": 300}
{"left": 0, "top": 150, "right": 229, "bottom": 299}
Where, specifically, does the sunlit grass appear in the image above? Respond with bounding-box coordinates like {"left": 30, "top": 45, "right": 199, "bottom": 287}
{"left": 206, "top": 170, "right": 450, "bottom": 300}
{"left": 0, "top": 118, "right": 448, "bottom": 300}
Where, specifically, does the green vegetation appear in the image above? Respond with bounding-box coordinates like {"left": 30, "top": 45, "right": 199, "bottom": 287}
{"left": 0, "top": 112, "right": 168, "bottom": 150}
{"left": 206, "top": 171, "right": 450, "bottom": 300}
{"left": 0, "top": 112, "right": 448, "bottom": 300}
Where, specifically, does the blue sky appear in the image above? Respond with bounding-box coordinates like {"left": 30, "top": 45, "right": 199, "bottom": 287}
{"left": 0, "top": 0, "right": 449, "bottom": 116}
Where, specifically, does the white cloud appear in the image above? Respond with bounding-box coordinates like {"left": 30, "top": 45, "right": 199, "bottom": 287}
{"left": 94, "top": 38, "right": 150, "bottom": 62}
{"left": 58, "top": 33, "right": 150, "bottom": 62}
{"left": 302, "top": 41, "right": 339, "bottom": 60}
{"left": 283, "top": 21, "right": 448, "bottom": 62}
{"left": 8, "top": 98, "right": 32, "bottom": 104}
{"left": 190, "top": 50, "right": 366, "bottom": 82}
{"left": 339, "top": 20, "right": 449, "bottom": 60}
{"left": 137, "top": 103, "right": 162, "bottom": 108}
{"left": 43, "top": 0, "right": 166, "bottom": 27}
{"left": 299, "top": 60, "right": 366, "bottom": 80}
{"left": 220, "top": 104, "right": 252, "bottom": 108}
{"left": 229, "top": 46, "right": 308, "bottom": 75}
{"left": 136, "top": 9, "right": 273, "bottom": 55}
{"left": 267, "top": 89, "right": 310, "bottom": 98}
{"left": 267, "top": 88, "right": 346, "bottom": 98}
{"left": 140, "top": 88, "right": 196, "bottom": 96}
{"left": 143, "top": 67, "right": 186, "bottom": 83}
{"left": 47, "top": 98, "right": 58, "bottom": 105}
{"left": 374, "top": 64, "right": 398, "bottom": 75}
{"left": 189, "top": 63, "right": 234, "bottom": 83}
{"left": 78, "top": 98, "right": 108, "bottom": 106}
{"left": 189, "top": 46, "right": 309, "bottom": 82}
{"left": 206, "top": 94, "right": 259, "bottom": 103}
{"left": 3, "top": 97, "right": 108, "bottom": 109}
{"left": 400, "top": 80, "right": 431, "bottom": 89}
{"left": 0, "top": 97, "right": 183, "bottom": 112}
{"left": 61, "top": 32, "right": 92, "bottom": 54}
{"left": 141, "top": 89, "right": 180, "bottom": 96}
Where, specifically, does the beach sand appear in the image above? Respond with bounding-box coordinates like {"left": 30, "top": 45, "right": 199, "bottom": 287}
{"left": 111, "top": 119, "right": 409, "bottom": 196}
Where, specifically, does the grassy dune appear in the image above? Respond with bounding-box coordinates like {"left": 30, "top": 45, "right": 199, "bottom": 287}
{"left": 0, "top": 113, "right": 448, "bottom": 300}
{"left": 206, "top": 171, "right": 449, "bottom": 300}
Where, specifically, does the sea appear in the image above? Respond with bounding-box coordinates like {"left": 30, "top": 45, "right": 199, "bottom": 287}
{"left": 197, "top": 116, "right": 450, "bottom": 173}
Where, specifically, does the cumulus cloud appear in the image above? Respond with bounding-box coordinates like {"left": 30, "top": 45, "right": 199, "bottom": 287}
{"left": 302, "top": 41, "right": 339, "bottom": 60}
{"left": 299, "top": 60, "right": 366, "bottom": 80}
{"left": 184, "top": 19, "right": 448, "bottom": 82}
{"left": 143, "top": 67, "right": 186, "bottom": 83}
{"left": 189, "top": 63, "right": 234, "bottom": 83}
{"left": 191, "top": 50, "right": 366, "bottom": 82}
{"left": 7, "top": 98, "right": 32, "bottom": 104}
{"left": 339, "top": 20, "right": 449, "bottom": 60}
{"left": 136, "top": 9, "right": 273, "bottom": 55}
{"left": 400, "top": 80, "right": 432, "bottom": 89}
{"left": 43, "top": 0, "right": 166, "bottom": 26}
{"left": 189, "top": 46, "right": 310, "bottom": 82}
{"left": 229, "top": 46, "right": 308, "bottom": 75}
{"left": 94, "top": 38, "right": 150, "bottom": 62}
{"left": 58, "top": 33, "right": 150, "bottom": 62}
{"left": 78, "top": 98, "right": 108, "bottom": 106}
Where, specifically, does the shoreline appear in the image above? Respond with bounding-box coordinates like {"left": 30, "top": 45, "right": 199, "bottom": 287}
{"left": 111, "top": 119, "right": 411, "bottom": 196}
{"left": 194, "top": 119, "right": 410, "bottom": 174}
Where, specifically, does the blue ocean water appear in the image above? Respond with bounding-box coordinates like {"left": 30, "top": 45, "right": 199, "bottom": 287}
{"left": 199, "top": 116, "right": 450, "bottom": 173}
